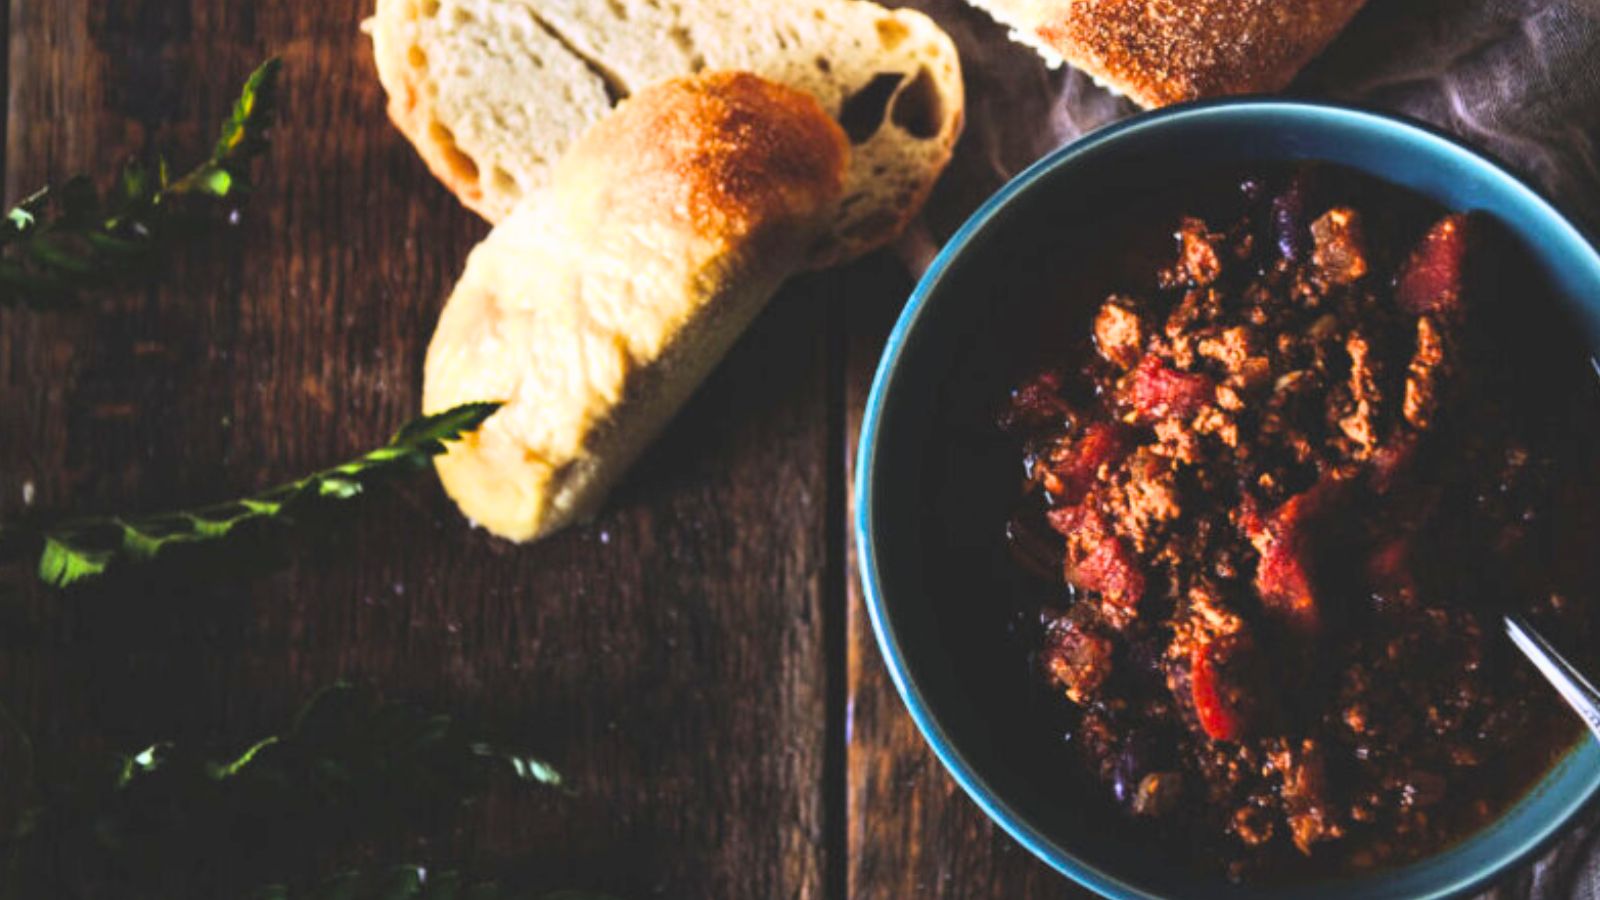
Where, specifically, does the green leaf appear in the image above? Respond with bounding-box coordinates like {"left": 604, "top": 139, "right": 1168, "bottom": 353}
{"left": 112, "top": 743, "right": 168, "bottom": 788}
{"left": 117, "top": 160, "right": 152, "bottom": 205}
{"left": 3, "top": 685, "right": 570, "bottom": 900}
{"left": 0, "top": 57, "right": 282, "bottom": 310}
{"left": 197, "top": 167, "right": 233, "bottom": 197}
{"left": 205, "top": 735, "right": 279, "bottom": 780}
{"left": 36, "top": 534, "right": 113, "bottom": 587}
{"left": 472, "top": 743, "right": 569, "bottom": 792}
{"left": 213, "top": 58, "right": 283, "bottom": 171}
{"left": 26, "top": 402, "right": 498, "bottom": 588}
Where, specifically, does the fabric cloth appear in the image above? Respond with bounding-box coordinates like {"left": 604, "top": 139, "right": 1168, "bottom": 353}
{"left": 895, "top": 1, "right": 1600, "bottom": 895}
{"left": 904, "top": 0, "right": 1600, "bottom": 259}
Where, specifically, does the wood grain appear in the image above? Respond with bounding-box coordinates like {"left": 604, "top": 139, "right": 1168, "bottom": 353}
{"left": 837, "top": 249, "right": 1100, "bottom": 900}
{"left": 0, "top": 1, "right": 833, "bottom": 896}
{"left": 0, "top": 0, "right": 1579, "bottom": 898}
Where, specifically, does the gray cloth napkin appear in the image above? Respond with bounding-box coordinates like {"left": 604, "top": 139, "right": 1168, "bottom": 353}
{"left": 893, "top": 1, "right": 1600, "bottom": 895}
{"left": 902, "top": 0, "right": 1600, "bottom": 260}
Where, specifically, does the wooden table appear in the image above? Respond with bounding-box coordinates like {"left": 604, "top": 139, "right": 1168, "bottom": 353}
{"left": 0, "top": 1, "right": 1576, "bottom": 898}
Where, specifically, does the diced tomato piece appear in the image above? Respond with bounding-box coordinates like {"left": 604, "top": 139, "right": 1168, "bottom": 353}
{"left": 1190, "top": 633, "right": 1260, "bottom": 742}
{"left": 1046, "top": 503, "right": 1081, "bottom": 537}
{"left": 1122, "top": 356, "right": 1214, "bottom": 423}
{"left": 1048, "top": 505, "right": 1146, "bottom": 627}
{"left": 1045, "top": 502, "right": 1084, "bottom": 539}
{"left": 1075, "top": 536, "right": 1146, "bottom": 618}
{"left": 1395, "top": 214, "right": 1472, "bottom": 317}
{"left": 1246, "top": 483, "right": 1340, "bottom": 636}
{"left": 999, "top": 368, "right": 1072, "bottom": 432}
{"left": 1043, "top": 423, "right": 1133, "bottom": 504}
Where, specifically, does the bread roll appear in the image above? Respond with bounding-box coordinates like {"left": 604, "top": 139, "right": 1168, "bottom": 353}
{"left": 364, "top": 0, "right": 962, "bottom": 267}
{"left": 966, "top": 0, "right": 1367, "bottom": 109}
{"left": 422, "top": 72, "right": 849, "bottom": 542}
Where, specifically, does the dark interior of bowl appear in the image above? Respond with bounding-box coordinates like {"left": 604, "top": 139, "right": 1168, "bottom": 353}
{"left": 861, "top": 105, "right": 1600, "bottom": 900}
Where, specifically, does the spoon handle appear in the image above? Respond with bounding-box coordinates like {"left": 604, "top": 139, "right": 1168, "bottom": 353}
{"left": 1506, "top": 613, "right": 1600, "bottom": 743}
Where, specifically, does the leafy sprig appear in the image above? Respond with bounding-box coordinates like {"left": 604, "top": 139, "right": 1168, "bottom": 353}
{"left": 3, "top": 684, "right": 567, "bottom": 900}
{"left": 0, "top": 57, "right": 282, "bottom": 310}
{"left": 8, "top": 401, "right": 498, "bottom": 588}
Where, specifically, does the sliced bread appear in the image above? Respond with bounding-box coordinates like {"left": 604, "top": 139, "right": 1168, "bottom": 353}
{"left": 964, "top": 0, "right": 1367, "bottom": 109}
{"left": 366, "top": 0, "right": 963, "bottom": 267}
{"left": 422, "top": 72, "right": 849, "bottom": 541}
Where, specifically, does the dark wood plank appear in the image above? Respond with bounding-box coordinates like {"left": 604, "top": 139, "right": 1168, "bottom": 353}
{"left": 840, "top": 251, "right": 1096, "bottom": 899}
{"left": 0, "top": 1, "right": 834, "bottom": 896}
{"left": 840, "top": 4, "right": 1105, "bottom": 895}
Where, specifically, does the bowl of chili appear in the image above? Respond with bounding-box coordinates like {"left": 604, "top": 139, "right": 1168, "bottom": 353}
{"left": 856, "top": 100, "right": 1600, "bottom": 899}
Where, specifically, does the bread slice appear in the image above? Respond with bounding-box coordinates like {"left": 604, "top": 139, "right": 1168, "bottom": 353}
{"left": 965, "top": 0, "right": 1367, "bottom": 109}
{"left": 422, "top": 72, "right": 848, "bottom": 542}
{"left": 366, "top": 0, "right": 962, "bottom": 267}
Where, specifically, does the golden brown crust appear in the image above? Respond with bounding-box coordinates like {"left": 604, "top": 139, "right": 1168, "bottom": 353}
{"left": 557, "top": 71, "right": 849, "bottom": 246}
{"left": 423, "top": 72, "right": 848, "bottom": 541}
{"left": 1035, "top": 0, "right": 1367, "bottom": 108}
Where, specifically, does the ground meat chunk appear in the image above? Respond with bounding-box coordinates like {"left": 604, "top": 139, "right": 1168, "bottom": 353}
{"left": 1102, "top": 448, "right": 1183, "bottom": 552}
{"left": 1168, "top": 216, "right": 1224, "bottom": 286}
{"left": 1310, "top": 207, "right": 1370, "bottom": 284}
{"left": 1403, "top": 316, "right": 1448, "bottom": 429}
{"left": 1268, "top": 739, "right": 1345, "bottom": 854}
{"left": 1179, "top": 581, "right": 1249, "bottom": 640}
{"left": 1164, "top": 287, "right": 1225, "bottom": 348}
{"left": 1151, "top": 416, "right": 1203, "bottom": 464}
{"left": 1197, "top": 326, "right": 1253, "bottom": 375}
{"left": 1193, "top": 406, "right": 1241, "bottom": 448}
{"left": 1041, "top": 618, "right": 1115, "bottom": 704}
{"left": 1338, "top": 332, "right": 1382, "bottom": 456}
{"left": 1232, "top": 805, "right": 1276, "bottom": 847}
{"left": 1095, "top": 297, "right": 1146, "bottom": 370}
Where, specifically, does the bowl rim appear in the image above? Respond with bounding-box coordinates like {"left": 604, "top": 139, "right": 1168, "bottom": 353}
{"left": 853, "top": 96, "right": 1600, "bottom": 900}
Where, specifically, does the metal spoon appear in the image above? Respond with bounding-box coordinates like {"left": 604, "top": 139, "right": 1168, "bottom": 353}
{"left": 1505, "top": 612, "right": 1600, "bottom": 741}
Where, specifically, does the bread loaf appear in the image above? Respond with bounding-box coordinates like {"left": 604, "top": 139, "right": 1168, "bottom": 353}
{"left": 365, "top": 0, "right": 961, "bottom": 267}
{"left": 422, "top": 72, "right": 849, "bottom": 542}
{"left": 966, "top": 0, "right": 1367, "bottom": 109}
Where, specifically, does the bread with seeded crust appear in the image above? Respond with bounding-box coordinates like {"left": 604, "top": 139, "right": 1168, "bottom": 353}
{"left": 964, "top": 0, "right": 1367, "bottom": 109}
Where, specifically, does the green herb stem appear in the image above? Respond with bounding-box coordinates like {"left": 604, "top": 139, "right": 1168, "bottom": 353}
{"left": 0, "top": 57, "right": 282, "bottom": 310}
{"left": 23, "top": 401, "right": 499, "bottom": 588}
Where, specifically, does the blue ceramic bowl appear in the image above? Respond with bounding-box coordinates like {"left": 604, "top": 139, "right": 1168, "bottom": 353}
{"left": 855, "top": 100, "right": 1600, "bottom": 899}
